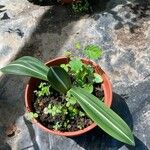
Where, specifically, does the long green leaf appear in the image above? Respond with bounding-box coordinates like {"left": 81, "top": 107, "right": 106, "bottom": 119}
{"left": 70, "top": 87, "right": 135, "bottom": 146}
{"left": 0, "top": 56, "right": 49, "bottom": 81}
{"left": 0, "top": 56, "right": 72, "bottom": 94}
{"left": 47, "top": 66, "right": 71, "bottom": 94}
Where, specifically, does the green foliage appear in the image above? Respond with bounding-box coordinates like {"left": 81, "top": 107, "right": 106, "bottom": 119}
{"left": 83, "top": 84, "right": 93, "bottom": 93}
{"left": 79, "top": 111, "right": 85, "bottom": 117}
{"left": 60, "top": 64, "right": 70, "bottom": 72}
{"left": 75, "top": 42, "right": 81, "bottom": 49}
{"left": 84, "top": 44, "right": 102, "bottom": 60}
{"left": 0, "top": 56, "right": 71, "bottom": 95}
{"left": 66, "top": 96, "right": 77, "bottom": 107}
{"left": 64, "top": 51, "right": 72, "bottom": 57}
{"left": 0, "top": 44, "right": 134, "bottom": 145}
{"left": 66, "top": 90, "right": 77, "bottom": 107}
{"left": 69, "top": 58, "right": 83, "bottom": 73}
{"left": 63, "top": 43, "right": 102, "bottom": 61}
{"left": 0, "top": 56, "right": 49, "bottom": 81}
{"left": 74, "top": 65, "right": 88, "bottom": 85}
{"left": 34, "top": 82, "right": 50, "bottom": 97}
{"left": 77, "top": 123, "right": 84, "bottom": 130}
{"left": 69, "top": 61, "right": 102, "bottom": 93}
{"left": 47, "top": 66, "right": 71, "bottom": 94}
{"left": 53, "top": 122, "right": 62, "bottom": 130}
{"left": 42, "top": 89, "right": 86, "bottom": 131}
{"left": 69, "top": 106, "right": 78, "bottom": 116}
{"left": 72, "top": 0, "right": 90, "bottom": 14}
{"left": 44, "top": 104, "right": 62, "bottom": 117}
{"left": 26, "top": 112, "right": 38, "bottom": 120}
{"left": 67, "top": 124, "right": 71, "bottom": 129}
{"left": 63, "top": 120, "right": 70, "bottom": 129}
{"left": 82, "top": 65, "right": 94, "bottom": 83}
{"left": 70, "top": 87, "right": 135, "bottom": 146}
{"left": 93, "top": 73, "right": 103, "bottom": 83}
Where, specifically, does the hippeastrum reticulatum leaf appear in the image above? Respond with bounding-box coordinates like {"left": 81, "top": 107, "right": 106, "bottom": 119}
{"left": 47, "top": 66, "right": 71, "bottom": 94}
{"left": 0, "top": 56, "right": 49, "bottom": 81}
{"left": 70, "top": 87, "right": 135, "bottom": 146}
{"left": 0, "top": 56, "right": 72, "bottom": 94}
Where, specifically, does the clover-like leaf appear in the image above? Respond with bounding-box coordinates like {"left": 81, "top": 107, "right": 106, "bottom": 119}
{"left": 60, "top": 64, "right": 70, "bottom": 72}
{"left": 69, "top": 58, "right": 83, "bottom": 73}
{"left": 75, "top": 42, "right": 81, "bottom": 49}
{"left": 83, "top": 84, "right": 93, "bottom": 93}
{"left": 68, "top": 97, "right": 77, "bottom": 105}
{"left": 84, "top": 45, "right": 102, "bottom": 60}
{"left": 93, "top": 73, "right": 103, "bottom": 83}
{"left": 79, "top": 111, "right": 85, "bottom": 117}
{"left": 64, "top": 51, "right": 72, "bottom": 57}
{"left": 26, "top": 112, "right": 38, "bottom": 120}
{"left": 33, "top": 113, "right": 38, "bottom": 118}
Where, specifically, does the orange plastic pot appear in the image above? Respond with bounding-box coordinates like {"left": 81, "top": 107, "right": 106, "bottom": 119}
{"left": 25, "top": 57, "right": 112, "bottom": 136}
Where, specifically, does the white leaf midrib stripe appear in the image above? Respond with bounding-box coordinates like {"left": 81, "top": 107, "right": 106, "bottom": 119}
{"left": 73, "top": 90, "right": 133, "bottom": 144}
{"left": 18, "top": 59, "right": 50, "bottom": 70}
{"left": 50, "top": 68, "right": 67, "bottom": 90}
{"left": 7, "top": 63, "right": 47, "bottom": 79}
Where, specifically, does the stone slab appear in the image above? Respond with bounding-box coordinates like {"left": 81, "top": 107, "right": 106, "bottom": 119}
{"left": 0, "top": 0, "right": 150, "bottom": 149}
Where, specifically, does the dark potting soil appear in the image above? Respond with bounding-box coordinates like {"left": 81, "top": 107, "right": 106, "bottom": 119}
{"left": 33, "top": 83, "right": 104, "bottom": 132}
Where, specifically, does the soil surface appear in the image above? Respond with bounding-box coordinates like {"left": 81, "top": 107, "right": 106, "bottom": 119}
{"left": 33, "top": 83, "right": 104, "bottom": 132}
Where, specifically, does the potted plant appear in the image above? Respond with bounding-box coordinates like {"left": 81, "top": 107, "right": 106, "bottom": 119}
{"left": 0, "top": 44, "right": 135, "bottom": 146}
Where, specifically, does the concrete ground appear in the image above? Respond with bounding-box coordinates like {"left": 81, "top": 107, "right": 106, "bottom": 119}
{"left": 0, "top": 0, "right": 150, "bottom": 149}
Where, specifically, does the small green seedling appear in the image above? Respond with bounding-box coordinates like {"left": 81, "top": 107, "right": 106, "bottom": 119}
{"left": 43, "top": 104, "right": 62, "bottom": 117}
{"left": 72, "top": 0, "right": 90, "bottom": 14}
{"left": 77, "top": 122, "right": 84, "bottom": 130}
{"left": 53, "top": 122, "right": 62, "bottom": 130}
{"left": 83, "top": 84, "right": 93, "bottom": 93}
{"left": 79, "top": 111, "right": 85, "bottom": 117}
{"left": 0, "top": 44, "right": 135, "bottom": 146}
{"left": 75, "top": 42, "right": 81, "bottom": 49}
{"left": 34, "top": 82, "right": 50, "bottom": 97}
{"left": 64, "top": 51, "right": 72, "bottom": 57}
{"left": 66, "top": 91, "right": 77, "bottom": 107}
{"left": 93, "top": 73, "right": 103, "bottom": 83}
{"left": 60, "top": 64, "right": 70, "bottom": 72}
{"left": 84, "top": 44, "right": 102, "bottom": 60}
{"left": 25, "top": 112, "right": 38, "bottom": 120}
{"left": 69, "top": 58, "right": 83, "bottom": 73}
{"left": 66, "top": 96, "right": 77, "bottom": 107}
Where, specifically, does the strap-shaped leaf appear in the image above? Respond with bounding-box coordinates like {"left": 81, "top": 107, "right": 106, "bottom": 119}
{"left": 0, "top": 56, "right": 49, "bottom": 81}
{"left": 70, "top": 87, "right": 135, "bottom": 146}
{"left": 1, "top": 56, "right": 71, "bottom": 94}
{"left": 47, "top": 66, "right": 71, "bottom": 94}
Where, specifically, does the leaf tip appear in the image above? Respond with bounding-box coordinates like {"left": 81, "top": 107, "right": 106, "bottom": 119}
{"left": 129, "top": 135, "right": 135, "bottom": 146}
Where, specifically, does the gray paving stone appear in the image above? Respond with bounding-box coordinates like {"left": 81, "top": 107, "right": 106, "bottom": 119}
{"left": 0, "top": 0, "right": 150, "bottom": 149}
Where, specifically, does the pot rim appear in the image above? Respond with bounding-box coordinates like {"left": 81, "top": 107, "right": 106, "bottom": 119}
{"left": 25, "top": 56, "right": 112, "bottom": 136}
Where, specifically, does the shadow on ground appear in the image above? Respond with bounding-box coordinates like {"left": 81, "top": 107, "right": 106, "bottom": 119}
{"left": 0, "top": 4, "right": 81, "bottom": 149}
{"left": 16, "top": 5, "right": 82, "bottom": 60}
{"left": 22, "top": 117, "right": 40, "bottom": 150}
{"left": 103, "top": 0, "right": 150, "bottom": 32}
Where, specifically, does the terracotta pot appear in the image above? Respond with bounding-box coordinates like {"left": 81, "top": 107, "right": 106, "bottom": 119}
{"left": 25, "top": 57, "right": 112, "bottom": 136}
